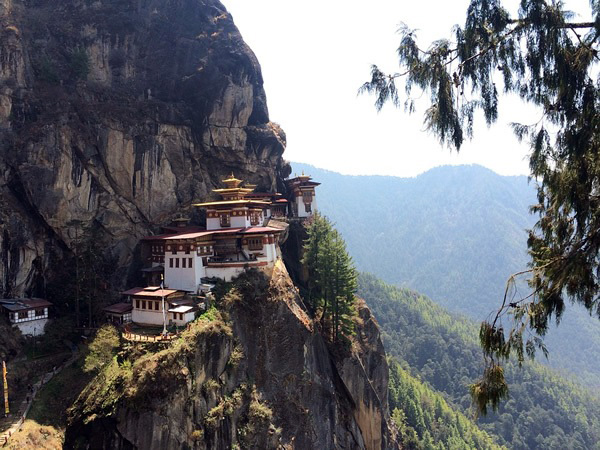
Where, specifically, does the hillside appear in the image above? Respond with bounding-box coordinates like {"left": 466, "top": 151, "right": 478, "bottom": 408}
{"left": 65, "top": 267, "right": 399, "bottom": 449}
{"left": 358, "top": 273, "right": 600, "bottom": 449}
{"left": 292, "top": 162, "right": 600, "bottom": 388}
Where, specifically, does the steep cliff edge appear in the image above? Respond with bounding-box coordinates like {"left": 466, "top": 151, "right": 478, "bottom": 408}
{"left": 0, "top": 0, "right": 289, "bottom": 297}
{"left": 65, "top": 264, "right": 399, "bottom": 449}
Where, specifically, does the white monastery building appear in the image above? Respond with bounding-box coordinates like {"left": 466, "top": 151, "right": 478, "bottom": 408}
{"left": 0, "top": 298, "right": 52, "bottom": 335}
{"left": 286, "top": 173, "right": 320, "bottom": 218}
{"left": 116, "top": 173, "right": 319, "bottom": 327}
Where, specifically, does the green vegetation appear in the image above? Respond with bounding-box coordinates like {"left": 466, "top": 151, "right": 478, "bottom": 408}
{"left": 361, "top": 0, "right": 600, "bottom": 412}
{"left": 46, "top": 223, "right": 118, "bottom": 328}
{"left": 4, "top": 356, "right": 93, "bottom": 449}
{"left": 389, "top": 359, "right": 501, "bottom": 450}
{"left": 71, "top": 308, "right": 232, "bottom": 422}
{"left": 37, "top": 56, "right": 59, "bottom": 83}
{"left": 302, "top": 213, "right": 357, "bottom": 342}
{"left": 359, "top": 273, "right": 600, "bottom": 449}
{"left": 69, "top": 48, "right": 90, "bottom": 80}
{"left": 83, "top": 325, "right": 120, "bottom": 373}
{"left": 291, "top": 162, "right": 600, "bottom": 390}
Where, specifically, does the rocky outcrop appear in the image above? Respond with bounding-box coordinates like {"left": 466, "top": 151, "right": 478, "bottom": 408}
{"left": 65, "top": 264, "right": 400, "bottom": 449}
{"left": 0, "top": 0, "right": 289, "bottom": 297}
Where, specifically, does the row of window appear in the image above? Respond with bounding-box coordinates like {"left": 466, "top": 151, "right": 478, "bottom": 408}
{"left": 135, "top": 299, "right": 162, "bottom": 311}
{"left": 133, "top": 300, "right": 186, "bottom": 321}
{"left": 9, "top": 309, "right": 47, "bottom": 320}
{"left": 218, "top": 213, "right": 261, "bottom": 227}
{"left": 169, "top": 257, "right": 194, "bottom": 269}
{"left": 248, "top": 238, "right": 263, "bottom": 250}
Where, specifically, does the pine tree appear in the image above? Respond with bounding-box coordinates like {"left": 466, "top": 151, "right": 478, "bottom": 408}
{"left": 302, "top": 214, "right": 357, "bottom": 342}
{"left": 361, "top": 0, "right": 600, "bottom": 414}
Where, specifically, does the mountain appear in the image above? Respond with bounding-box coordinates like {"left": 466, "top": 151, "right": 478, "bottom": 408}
{"left": 359, "top": 273, "right": 600, "bottom": 449}
{"left": 0, "top": 0, "right": 289, "bottom": 299}
{"left": 291, "top": 162, "right": 600, "bottom": 388}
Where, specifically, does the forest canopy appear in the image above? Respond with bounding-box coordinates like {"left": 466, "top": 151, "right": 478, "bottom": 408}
{"left": 361, "top": 0, "right": 600, "bottom": 412}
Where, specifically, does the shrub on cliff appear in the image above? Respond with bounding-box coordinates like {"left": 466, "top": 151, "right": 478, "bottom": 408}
{"left": 84, "top": 325, "right": 120, "bottom": 373}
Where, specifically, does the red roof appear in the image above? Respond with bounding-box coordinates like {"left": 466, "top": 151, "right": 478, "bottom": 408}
{"left": 121, "top": 287, "right": 179, "bottom": 297}
{"left": 239, "top": 227, "right": 282, "bottom": 234}
{"left": 103, "top": 303, "right": 133, "bottom": 314}
{"left": 22, "top": 298, "right": 53, "bottom": 308}
{"left": 142, "top": 230, "right": 214, "bottom": 241}
{"left": 141, "top": 226, "right": 282, "bottom": 241}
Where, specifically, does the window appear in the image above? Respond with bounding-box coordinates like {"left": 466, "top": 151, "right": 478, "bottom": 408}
{"left": 142, "top": 300, "right": 146, "bottom": 310}
{"left": 155, "top": 301, "right": 160, "bottom": 311}
{"left": 220, "top": 214, "right": 230, "bottom": 227}
{"left": 305, "top": 203, "right": 312, "bottom": 213}
{"left": 250, "top": 213, "right": 260, "bottom": 225}
{"left": 169, "top": 258, "right": 174, "bottom": 268}
{"left": 302, "top": 191, "right": 313, "bottom": 201}
{"left": 248, "top": 238, "right": 263, "bottom": 250}
{"left": 18, "top": 311, "right": 27, "bottom": 319}
{"left": 171, "top": 247, "right": 177, "bottom": 255}
{"left": 35, "top": 308, "right": 45, "bottom": 317}
{"left": 175, "top": 258, "right": 180, "bottom": 268}
{"left": 136, "top": 299, "right": 140, "bottom": 308}
{"left": 188, "top": 258, "right": 193, "bottom": 268}
{"left": 182, "top": 258, "right": 186, "bottom": 268}
{"left": 185, "top": 246, "right": 190, "bottom": 255}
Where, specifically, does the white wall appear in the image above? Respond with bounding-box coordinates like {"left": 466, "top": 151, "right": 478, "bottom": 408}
{"left": 168, "top": 311, "right": 195, "bottom": 326}
{"left": 132, "top": 308, "right": 166, "bottom": 326}
{"left": 294, "top": 194, "right": 314, "bottom": 217}
{"left": 164, "top": 252, "right": 202, "bottom": 292}
{"left": 15, "top": 318, "right": 49, "bottom": 336}
{"left": 207, "top": 217, "right": 220, "bottom": 230}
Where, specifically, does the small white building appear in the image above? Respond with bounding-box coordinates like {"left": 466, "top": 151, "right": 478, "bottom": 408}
{"left": 0, "top": 298, "right": 52, "bottom": 336}
{"left": 286, "top": 174, "right": 320, "bottom": 218}
{"left": 103, "top": 302, "right": 133, "bottom": 325}
{"left": 122, "top": 286, "right": 196, "bottom": 327}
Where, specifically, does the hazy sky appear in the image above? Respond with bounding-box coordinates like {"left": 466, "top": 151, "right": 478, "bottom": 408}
{"left": 225, "top": 0, "right": 590, "bottom": 177}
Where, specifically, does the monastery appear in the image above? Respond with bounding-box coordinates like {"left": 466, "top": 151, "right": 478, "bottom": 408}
{"left": 110, "top": 173, "right": 320, "bottom": 327}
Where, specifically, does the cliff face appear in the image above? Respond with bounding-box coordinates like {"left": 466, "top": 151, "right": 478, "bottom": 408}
{"left": 66, "top": 264, "right": 399, "bottom": 449}
{"left": 0, "top": 0, "right": 289, "bottom": 296}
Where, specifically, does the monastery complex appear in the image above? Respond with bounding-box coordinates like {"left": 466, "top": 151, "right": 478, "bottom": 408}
{"left": 111, "top": 173, "right": 320, "bottom": 328}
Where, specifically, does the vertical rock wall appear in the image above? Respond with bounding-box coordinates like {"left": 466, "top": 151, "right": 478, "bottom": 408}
{"left": 0, "top": 0, "right": 290, "bottom": 297}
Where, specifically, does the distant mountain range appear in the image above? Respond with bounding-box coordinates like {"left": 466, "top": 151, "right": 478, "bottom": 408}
{"left": 291, "top": 162, "right": 600, "bottom": 388}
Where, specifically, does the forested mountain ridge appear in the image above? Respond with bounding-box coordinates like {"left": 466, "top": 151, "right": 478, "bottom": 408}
{"left": 359, "top": 273, "right": 600, "bottom": 450}
{"left": 292, "top": 162, "right": 600, "bottom": 388}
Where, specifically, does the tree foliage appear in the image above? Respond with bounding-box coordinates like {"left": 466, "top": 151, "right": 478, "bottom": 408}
{"left": 302, "top": 213, "right": 358, "bottom": 342}
{"left": 359, "top": 273, "right": 600, "bottom": 449}
{"left": 388, "top": 359, "right": 501, "bottom": 450}
{"left": 361, "top": 0, "right": 600, "bottom": 413}
{"left": 84, "top": 325, "right": 120, "bottom": 373}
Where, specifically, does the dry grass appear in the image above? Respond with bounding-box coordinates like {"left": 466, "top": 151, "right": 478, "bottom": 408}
{"left": 5, "top": 420, "right": 63, "bottom": 449}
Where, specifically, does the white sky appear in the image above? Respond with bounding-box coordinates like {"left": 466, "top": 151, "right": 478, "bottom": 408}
{"left": 224, "top": 0, "right": 591, "bottom": 177}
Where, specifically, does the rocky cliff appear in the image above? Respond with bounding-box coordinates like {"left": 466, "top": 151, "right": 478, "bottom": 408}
{"left": 0, "top": 0, "right": 289, "bottom": 297}
{"left": 65, "top": 264, "right": 400, "bottom": 449}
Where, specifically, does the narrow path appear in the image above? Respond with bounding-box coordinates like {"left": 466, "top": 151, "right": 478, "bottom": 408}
{"left": 0, "top": 351, "right": 78, "bottom": 447}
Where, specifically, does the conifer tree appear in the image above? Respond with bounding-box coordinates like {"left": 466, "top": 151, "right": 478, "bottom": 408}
{"left": 361, "top": 0, "right": 600, "bottom": 413}
{"left": 302, "top": 214, "right": 357, "bottom": 342}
